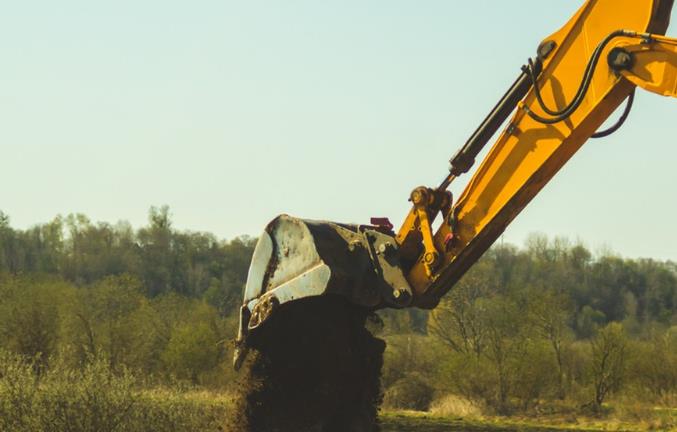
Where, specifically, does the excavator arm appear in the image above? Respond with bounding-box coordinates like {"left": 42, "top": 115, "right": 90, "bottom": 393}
{"left": 234, "top": 0, "right": 676, "bottom": 368}
{"left": 403, "top": 4, "right": 677, "bottom": 309}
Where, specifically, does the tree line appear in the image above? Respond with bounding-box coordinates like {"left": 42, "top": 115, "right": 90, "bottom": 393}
{"left": 0, "top": 207, "right": 254, "bottom": 385}
{"left": 381, "top": 235, "right": 677, "bottom": 415}
{"left": 1, "top": 208, "right": 676, "bottom": 418}
{"left": 0, "top": 206, "right": 254, "bottom": 312}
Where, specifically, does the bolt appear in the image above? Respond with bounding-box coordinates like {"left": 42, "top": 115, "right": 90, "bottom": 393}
{"left": 608, "top": 47, "right": 634, "bottom": 72}
{"left": 423, "top": 251, "right": 436, "bottom": 264}
{"left": 537, "top": 40, "right": 557, "bottom": 60}
{"left": 378, "top": 242, "right": 395, "bottom": 257}
{"left": 393, "top": 288, "right": 410, "bottom": 301}
{"left": 615, "top": 52, "right": 632, "bottom": 68}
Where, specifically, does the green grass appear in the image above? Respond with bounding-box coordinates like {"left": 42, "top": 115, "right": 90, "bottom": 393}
{"left": 381, "top": 413, "right": 520, "bottom": 431}
{"left": 1, "top": 349, "right": 672, "bottom": 432}
{"left": 380, "top": 412, "right": 606, "bottom": 432}
{"left": 381, "top": 408, "right": 677, "bottom": 432}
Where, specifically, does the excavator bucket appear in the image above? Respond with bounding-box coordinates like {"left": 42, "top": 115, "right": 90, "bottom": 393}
{"left": 233, "top": 214, "right": 413, "bottom": 369}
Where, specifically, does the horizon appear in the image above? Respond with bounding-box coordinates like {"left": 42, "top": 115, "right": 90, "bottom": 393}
{"left": 1, "top": 206, "right": 673, "bottom": 264}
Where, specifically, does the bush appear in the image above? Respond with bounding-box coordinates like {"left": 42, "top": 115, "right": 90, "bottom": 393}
{"left": 435, "top": 352, "right": 499, "bottom": 413}
{"left": 383, "top": 372, "right": 434, "bottom": 411}
{"left": 429, "top": 394, "right": 483, "bottom": 418}
{"left": 625, "top": 333, "right": 677, "bottom": 402}
{"left": 0, "top": 350, "right": 41, "bottom": 431}
{"left": 511, "top": 339, "right": 559, "bottom": 410}
{"left": 162, "top": 321, "right": 221, "bottom": 382}
{"left": 0, "top": 350, "right": 228, "bottom": 432}
{"left": 381, "top": 334, "right": 444, "bottom": 390}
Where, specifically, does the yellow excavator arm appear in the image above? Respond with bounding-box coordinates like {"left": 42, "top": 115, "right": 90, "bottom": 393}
{"left": 400, "top": 0, "right": 677, "bottom": 309}
{"left": 233, "top": 0, "right": 677, "bottom": 369}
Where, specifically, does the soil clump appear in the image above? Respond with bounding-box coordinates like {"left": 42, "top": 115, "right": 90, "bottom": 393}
{"left": 226, "top": 296, "right": 385, "bottom": 432}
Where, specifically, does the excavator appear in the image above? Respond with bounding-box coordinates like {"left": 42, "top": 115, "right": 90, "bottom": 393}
{"left": 229, "top": 0, "right": 677, "bottom": 430}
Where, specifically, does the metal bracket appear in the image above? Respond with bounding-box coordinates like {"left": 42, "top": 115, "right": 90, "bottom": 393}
{"left": 361, "top": 228, "right": 413, "bottom": 307}
{"left": 409, "top": 187, "right": 452, "bottom": 277}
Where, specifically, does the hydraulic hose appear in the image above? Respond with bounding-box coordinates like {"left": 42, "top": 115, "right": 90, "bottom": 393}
{"left": 524, "top": 30, "right": 639, "bottom": 125}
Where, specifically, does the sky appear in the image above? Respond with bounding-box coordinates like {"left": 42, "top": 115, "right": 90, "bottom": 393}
{"left": 2, "top": 1, "right": 677, "bottom": 260}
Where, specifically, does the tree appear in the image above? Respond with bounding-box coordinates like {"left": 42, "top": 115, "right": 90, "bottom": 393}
{"left": 481, "top": 296, "right": 528, "bottom": 414}
{"left": 64, "top": 275, "right": 157, "bottom": 371}
{"left": 576, "top": 305, "right": 606, "bottom": 339}
{"left": 527, "top": 289, "right": 572, "bottom": 399}
{"left": 589, "top": 322, "right": 627, "bottom": 410}
{"left": 136, "top": 206, "right": 174, "bottom": 297}
{"left": 429, "top": 260, "right": 495, "bottom": 358}
{"left": 0, "top": 211, "right": 13, "bottom": 272}
{"left": 0, "top": 276, "right": 74, "bottom": 368}
{"left": 161, "top": 306, "right": 224, "bottom": 383}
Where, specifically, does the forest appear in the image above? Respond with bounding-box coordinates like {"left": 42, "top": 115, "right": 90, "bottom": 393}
{"left": 0, "top": 207, "right": 675, "bottom": 431}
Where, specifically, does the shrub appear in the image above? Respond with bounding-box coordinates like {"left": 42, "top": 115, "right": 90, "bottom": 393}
{"left": 381, "top": 334, "right": 442, "bottom": 390}
{"left": 383, "top": 372, "right": 434, "bottom": 411}
{"left": 429, "top": 394, "right": 483, "bottom": 418}
{"left": 0, "top": 350, "right": 41, "bottom": 431}
{"left": 0, "top": 350, "right": 229, "bottom": 432}
{"left": 511, "top": 339, "right": 559, "bottom": 410}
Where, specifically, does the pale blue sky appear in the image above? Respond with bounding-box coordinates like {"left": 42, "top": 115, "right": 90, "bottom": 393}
{"left": 2, "top": 1, "right": 677, "bottom": 259}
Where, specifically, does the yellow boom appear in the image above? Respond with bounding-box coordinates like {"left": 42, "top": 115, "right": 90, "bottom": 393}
{"left": 400, "top": 0, "right": 677, "bottom": 308}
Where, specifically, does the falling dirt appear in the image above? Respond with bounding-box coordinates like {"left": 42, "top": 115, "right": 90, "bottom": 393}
{"left": 226, "top": 295, "right": 385, "bottom": 432}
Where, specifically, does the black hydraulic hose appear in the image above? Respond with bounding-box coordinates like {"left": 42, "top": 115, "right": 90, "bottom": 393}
{"left": 524, "top": 43, "right": 605, "bottom": 123}
{"left": 524, "top": 30, "right": 637, "bottom": 125}
{"left": 525, "top": 42, "right": 601, "bottom": 121}
{"left": 590, "top": 89, "right": 635, "bottom": 138}
{"left": 524, "top": 58, "right": 562, "bottom": 117}
{"left": 523, "top": 55, "right": 593, "bottom": 118}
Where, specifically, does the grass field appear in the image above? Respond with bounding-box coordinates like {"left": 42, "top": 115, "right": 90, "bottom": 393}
{"left": 381, "top": 410, "right": 677, "bottom": 432}
{"left": 1, "top": 352, "right": 673, "bottom": 432}
{"left": 381, "top": 413, "right": 599, "bottom": 432}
